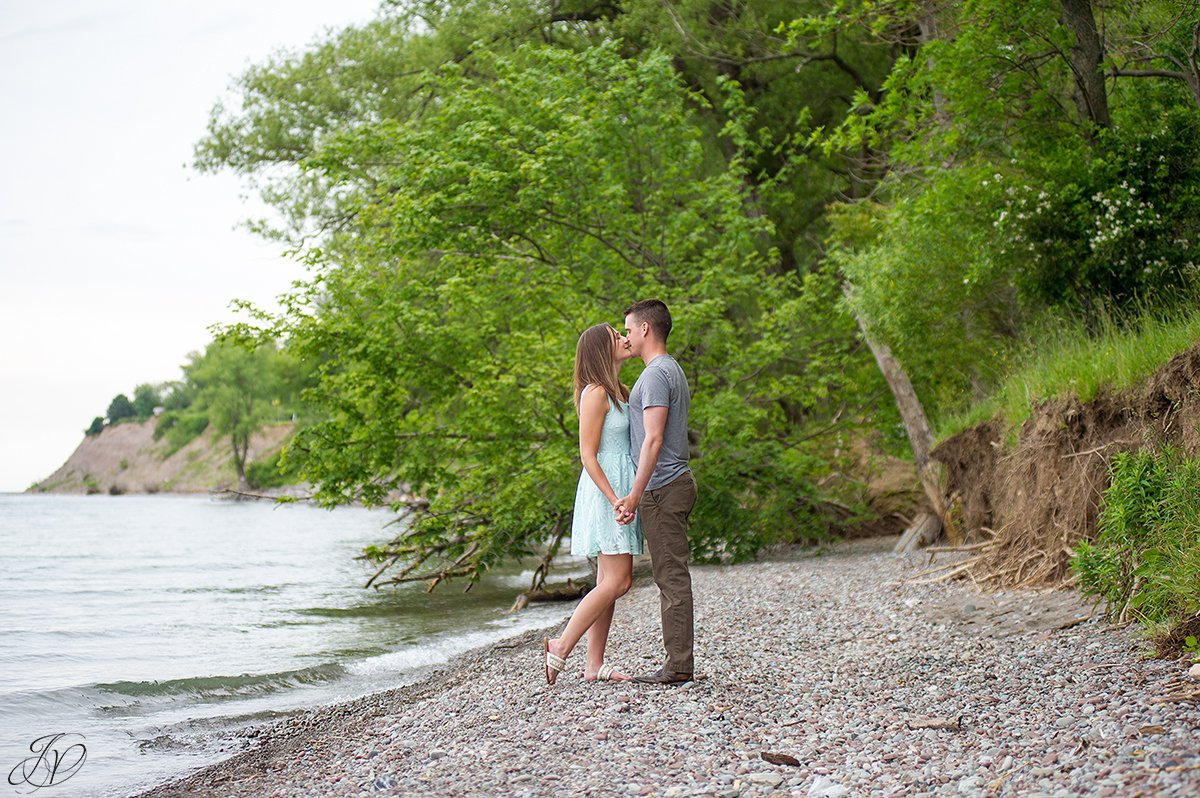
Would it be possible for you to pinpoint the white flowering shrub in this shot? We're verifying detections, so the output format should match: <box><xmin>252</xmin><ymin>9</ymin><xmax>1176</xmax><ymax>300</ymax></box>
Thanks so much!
<box><xmin>992</xmin><ymin>108</ymin><xmax>1200</xmax><ymax>311</ymax></box>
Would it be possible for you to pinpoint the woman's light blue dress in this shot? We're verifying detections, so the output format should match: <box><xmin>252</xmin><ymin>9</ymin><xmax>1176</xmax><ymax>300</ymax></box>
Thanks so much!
<box><xmin>570</xmin><ymin>386</ymin><xmax>643</xmax><ymax>557</ymax></box>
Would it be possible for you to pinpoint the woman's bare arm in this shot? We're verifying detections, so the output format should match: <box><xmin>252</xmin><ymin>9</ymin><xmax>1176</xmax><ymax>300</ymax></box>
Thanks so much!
<box><xmin>579</xmin><ymin>385</ymin><xmax>620</xmax><ymax>507</ymax></box>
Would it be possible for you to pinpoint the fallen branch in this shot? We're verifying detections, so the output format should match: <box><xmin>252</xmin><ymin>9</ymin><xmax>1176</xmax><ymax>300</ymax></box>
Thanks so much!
<box><xmin>910</xmin><ymin>557</ymin><xmax>976</xmax><ymax>577</ymax></box>
<box><xmin>909</xmin><ymin>562</ymin><xmax>978</xmax><ymax>584</ymax></box>
<box><xmin>925</xmin><ymin>541</ymin><xmax>994</xmax><ymax>554</ymax></box>
<box><xmin>213</xmin><ymin>488</ymin><xmax>315</xmax><ymax>502</ymax></box>
<box><xmin>907</xmin><ymin>554</ymin><xmax>984</xmax><ymax>585</ymax></box>
<box><xmin>509</xmin><ymin>580</ymin><xmax>590</xmax><ymax>612</ymax></box>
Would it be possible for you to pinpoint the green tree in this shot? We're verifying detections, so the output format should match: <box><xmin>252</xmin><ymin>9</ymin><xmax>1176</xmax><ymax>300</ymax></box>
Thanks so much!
<box><xmin>184</xmin><ymin>341</ymin><xmax>295</xmax><ymax>487</ymax></box>
<box><xmin>209</xmin><ymin>43</ymin><xmax>874</xmax><ymax>591</ymax></box>
<box><xmin>195</xmin><ymin>1</ymin><xmax>893</xmax><ymax>276</ymax></box>
<box><xmin>160</xmin><ymin>381</ymin><xmax>197</xmax><ymax>411</ymax></box>
<box><xmin>132</xmin><ymin>383</ymin><xmax>162</xmax><ymax>420</ymax></box>
<box><xmin>106</xmin><ymin>394</ymin><xmax>135</xmax><ymax>424</ymax></box>
<box><xmin>85</xmin><ymin>416</ymin><xmax>105</xmax><ymax>436</ymax></box>
<box><xmin>789</xmin><ymin>0</ymin><xmax>1200</xmax><ymax>429</ymax></box>
<box><xmin>197</xmin><ymin>0</ymin><xmax>1200</xmax><ymax>586</ymax></box>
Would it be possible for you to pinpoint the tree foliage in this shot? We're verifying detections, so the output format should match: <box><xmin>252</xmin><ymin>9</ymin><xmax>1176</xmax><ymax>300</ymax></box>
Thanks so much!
<box><xmin>132</xmin><ymin>383</ymin><xmax>162</xmax><ymax>420</ymax></box>
<box><xmin>180</xmin><ymin>341</ymin><xmax>304</xmax><ymax>486</ymax></box>
<box><xmin>106</xmin><ymin>394</ymin><xmax>135</xmax><ymax>424</ymax></box>
<box><xmin>795</xmin><ymin>0</ymin><xmax>1200</xmax><ymax>425</ymax></box>
<box><xmin>206</xmin><ymin>41</ymin><xmax>876</xmax><ymax>590</ymax></box>
<box><xmin>195</xmin><ymin>0</ymin><xmax>1200</xmax><ymax>590</ymax></box>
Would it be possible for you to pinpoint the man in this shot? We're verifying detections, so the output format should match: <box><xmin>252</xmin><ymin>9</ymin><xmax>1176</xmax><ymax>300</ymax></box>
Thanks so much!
<box><xmin>615</xmin><ymin>299</ymin><xmax>697</xmax><ymax>685</ymax></box>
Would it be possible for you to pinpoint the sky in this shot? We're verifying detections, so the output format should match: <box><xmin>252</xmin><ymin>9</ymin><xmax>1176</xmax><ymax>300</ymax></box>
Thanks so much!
<box><xmin>0</xmin><ymin>0</ymin><xmax>384</xmax><ymax>492</ymax></box>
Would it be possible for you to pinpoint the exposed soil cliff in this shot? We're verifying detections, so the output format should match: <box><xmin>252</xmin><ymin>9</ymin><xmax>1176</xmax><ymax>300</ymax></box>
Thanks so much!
<box><xmin>30</xmin><ymin>419</ymin><xmax>294</xmax><ymax>495</ymax></box>
<box><xmin>932</xmin><ymin>343</ymin><xmax>1200</xmax><ymax>586</ymax></box>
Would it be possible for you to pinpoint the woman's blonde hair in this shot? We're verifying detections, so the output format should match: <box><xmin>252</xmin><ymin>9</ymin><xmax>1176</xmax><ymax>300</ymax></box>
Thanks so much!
<box><xmin>573</xmin><ymin>323</ymin><xmax>628</xmax><ymax>413</ymax></box>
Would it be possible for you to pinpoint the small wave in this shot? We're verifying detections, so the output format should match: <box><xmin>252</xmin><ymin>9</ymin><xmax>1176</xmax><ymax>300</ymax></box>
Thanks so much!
<box><xmin>93</xmin><ymin>662</ymin><xmax>349</xmax><ymax>704</ymax></box>
<box><xmin>168</xmin><ymin>584</ymin><xmax>292</xmax><ymax>595</ymax></box>
<box><xmin>347</xmin><ymin>603</ymin><xmax>570</xmax><ymax>677</ymax></box>
<box><xmin>293</xmin><ymin>604</ymin><xmax>404</xmax><ymax>619</ymax></box>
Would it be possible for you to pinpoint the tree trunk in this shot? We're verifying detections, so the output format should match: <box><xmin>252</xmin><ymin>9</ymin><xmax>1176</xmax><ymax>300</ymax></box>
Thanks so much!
<box><xmin>232</xmin><ymin>433</ymin><xmax>249</xmax><ymax>488</ymax></box>
<box><xmin>894</xmin><ymin>511</ymin><xmax>943</xmax><ymax>554</ymax></box>
<box><xmin>844</xmin><ymin>285</ymin><xmax>959</xmax><ymax>543</ymax></box>
<box><xmin>915</xmin><ymin>3</ymin><xmax>951</xmax><ymax>132</ymax></box>
<box><xmin>1059</xmin><ymin>0</ymin><xmax>1111</xmax><ymax>136</ymax></box>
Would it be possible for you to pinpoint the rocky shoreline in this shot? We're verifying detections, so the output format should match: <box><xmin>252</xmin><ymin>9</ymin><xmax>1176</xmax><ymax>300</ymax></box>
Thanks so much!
<box><xmin>135</xmin><ymin>539</ymin><xmax>1200</xmax><ymax>797</ymax></box>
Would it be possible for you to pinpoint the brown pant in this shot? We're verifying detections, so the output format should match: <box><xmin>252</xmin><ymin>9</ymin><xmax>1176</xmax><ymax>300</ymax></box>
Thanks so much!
<box><xmin>640</xmin><ymin>471</ymin><xmax>697</xmax><ymax>675</ymax></box>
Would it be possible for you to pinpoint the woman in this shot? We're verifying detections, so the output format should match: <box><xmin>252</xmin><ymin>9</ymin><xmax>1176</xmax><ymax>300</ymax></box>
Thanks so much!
<box><xmin>544</xmin><ymin>323</ymin><xmax>643</xmax><ymax>684</ymax></box>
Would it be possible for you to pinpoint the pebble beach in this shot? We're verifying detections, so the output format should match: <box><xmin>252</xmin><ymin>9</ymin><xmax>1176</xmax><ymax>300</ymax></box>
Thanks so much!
<box><xmin>137</xmin><ymin>538</ymin><xmax>1200</xmax><ymax>797</ymax></box>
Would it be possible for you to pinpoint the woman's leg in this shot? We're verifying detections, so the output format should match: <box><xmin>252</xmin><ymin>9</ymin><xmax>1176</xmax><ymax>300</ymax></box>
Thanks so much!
<box><xmin>584</xmin><ymin>597</ymin><xmax>616</xmax><ymax>679</ymax></box>
<box><xmin>547</xmin><ymin>553</ymin><xmax>632</xmax><ymax>681</ymax></box>
<box><xmin>582</xmin><ymin>558</ymin><xmax>621</xmax><ymax>680</ymax></box>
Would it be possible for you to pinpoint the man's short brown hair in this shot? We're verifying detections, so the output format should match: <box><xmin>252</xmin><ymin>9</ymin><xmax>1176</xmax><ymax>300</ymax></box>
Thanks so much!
<box><xmin>624</xmin><ymin>299</ymin><xmax>672</xmax><ymax>343</ymax></box>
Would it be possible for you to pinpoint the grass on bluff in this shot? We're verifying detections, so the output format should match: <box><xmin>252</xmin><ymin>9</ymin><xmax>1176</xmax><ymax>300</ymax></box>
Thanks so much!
<box><xmin>936</xmin><ymin>306</ymin><xmax>1200</xmax><ymax>442</ymax></box>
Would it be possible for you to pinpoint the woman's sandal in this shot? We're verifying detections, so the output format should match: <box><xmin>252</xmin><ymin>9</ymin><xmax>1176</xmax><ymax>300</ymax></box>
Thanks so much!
<box><xmin>544</xmin><ymin>638</ymin><xmax>566</xmax><ymax>685</ymax></box>
<box><xmin>596</xmin><ymin>663</ymin><xmax>618</xmax><ymax>681</ymax></box>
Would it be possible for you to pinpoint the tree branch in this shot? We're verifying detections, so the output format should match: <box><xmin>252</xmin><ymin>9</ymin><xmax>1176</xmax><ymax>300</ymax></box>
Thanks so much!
<box><xmin>1110</xmin><ymin>68</ymin><xmax>1188</xmax><ymax>80</ymax></box>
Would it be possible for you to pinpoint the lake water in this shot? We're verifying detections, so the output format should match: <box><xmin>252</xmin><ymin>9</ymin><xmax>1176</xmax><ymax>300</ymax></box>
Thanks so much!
<box><xmin>0</xmin><ymin>494</ymin><xmax>579</xmax><ymax>797</ymax></box>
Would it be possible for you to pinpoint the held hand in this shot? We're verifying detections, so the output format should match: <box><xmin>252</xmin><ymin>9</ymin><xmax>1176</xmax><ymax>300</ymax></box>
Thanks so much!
<box><xmin>610</xmin><ymin>497</ymin><xmax>630</xmax><ymax>525</ymax></box>
<box><xmin>614</xmin><ymin>493</ymin><xmax>640</xmax><ymax>525</ymax></box>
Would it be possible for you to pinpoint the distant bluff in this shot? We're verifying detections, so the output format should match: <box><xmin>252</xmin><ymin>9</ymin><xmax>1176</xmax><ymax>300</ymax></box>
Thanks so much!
<box><xmin>30</xmin><ymin>419</ymin><xmax>293</xmax><ymax>495</ymax></box>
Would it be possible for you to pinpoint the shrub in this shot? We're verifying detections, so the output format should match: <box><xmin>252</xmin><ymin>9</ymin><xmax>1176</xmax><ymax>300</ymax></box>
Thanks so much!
<box><xmin>245</xmin><ymin>448</ymin><xmax>302</xmax><ymax>490</ymax></box>
<box><xmin>161</xmin><ymin>381</ymin><xmax>197</xmax><ymax>411</ymax></box>
<box><xmin>132</xmin><ymin>383</ymin><xmax>162</xmax><ymax>420</ymax></box>
<box><xmin>995</xmin><ymin>108</ymin><xmax>1200</xmax><ymax>312</ymax></box>
<box><xmin>154</xmin><ymin>410</ymin><xmax>210</xmax><ymax>454</ymax></box>
<box><xmin>1072</xmin><ymin>447</ymin><xmax>1200</xmax><ymax>636</ymax></box>
<box><xmin>106</xmin><ymin>394</ymin><xmax>135</xmax><ymax>424</ymax></box>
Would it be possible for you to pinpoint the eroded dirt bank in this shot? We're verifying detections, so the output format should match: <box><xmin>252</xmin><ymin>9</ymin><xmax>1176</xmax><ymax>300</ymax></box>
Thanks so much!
<box><xmin>933</xmin><ymin>344</ymin><xmax>1200</xmax><ymax>586</ymax></box>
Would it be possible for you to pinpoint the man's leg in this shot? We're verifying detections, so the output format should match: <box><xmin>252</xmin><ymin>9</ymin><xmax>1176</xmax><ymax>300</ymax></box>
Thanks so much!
<box><xmin>640</xmin><ymin>471</ymin><xmax>697</xmax><ymax>676</ymax></box>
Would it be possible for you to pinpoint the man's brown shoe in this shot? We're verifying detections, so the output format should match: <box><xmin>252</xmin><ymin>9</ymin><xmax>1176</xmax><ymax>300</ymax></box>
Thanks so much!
<box><xmin>632</xmin><ymin>668</ymin><xmax>693</xmax><ymax>685</ymax></box>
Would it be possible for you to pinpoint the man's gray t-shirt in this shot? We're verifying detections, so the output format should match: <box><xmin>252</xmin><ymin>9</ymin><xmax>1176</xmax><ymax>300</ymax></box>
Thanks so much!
<box><xmin>628</xmin><ymin>354</ymin><xmax>690</xmax><ymax>492</ymax></box>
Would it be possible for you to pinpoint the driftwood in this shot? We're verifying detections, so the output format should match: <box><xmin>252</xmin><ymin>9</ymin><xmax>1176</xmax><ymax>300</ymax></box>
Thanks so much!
<box><xmin>908</xmin><ymin>561</ymin><xmax>981</xmax><ymax>585</ymax></box>
<box><xmin>893</xmin><ymin>511</ymin><xmax>942</xmax><ymax>554</ymax></box>
<box><xmin>509</xmin><ymin>580</ymin><xmax>591</xmax><ymax>612</ymax></box>
<box><xmin>906</xmin><ymin>715</ymin><xmax>965</xmax><ymax>731</ymax></box>
<box><xmin>1155</xmin><ymin>674</ymin><xmax>1200</xmax><ymax>704</ymax></box>
<box><xmin>925</xmin><ymin>541</ymin><xmax>994</xmax><ymax>554</ymax></box>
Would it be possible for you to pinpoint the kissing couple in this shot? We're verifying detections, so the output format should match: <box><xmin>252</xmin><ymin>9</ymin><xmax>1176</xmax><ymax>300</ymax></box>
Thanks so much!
<box><xmin>543</xmin><ymin>299</ymin><xmax>698</xmax><ymax>686</ymax></box>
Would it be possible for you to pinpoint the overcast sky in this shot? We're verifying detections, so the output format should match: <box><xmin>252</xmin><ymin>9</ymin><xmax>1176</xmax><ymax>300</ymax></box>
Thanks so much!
<box><xmin>0</xmin><ymin>0</ymin><xmax>383</xmax><ymax>491</ymax></box>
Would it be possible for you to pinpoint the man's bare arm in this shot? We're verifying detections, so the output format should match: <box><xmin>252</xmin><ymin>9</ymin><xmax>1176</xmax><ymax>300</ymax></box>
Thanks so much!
<box><xmin>615</xmin><ymin>405</ymin><xmax>667</xmax><ymax>521</ymax></box>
